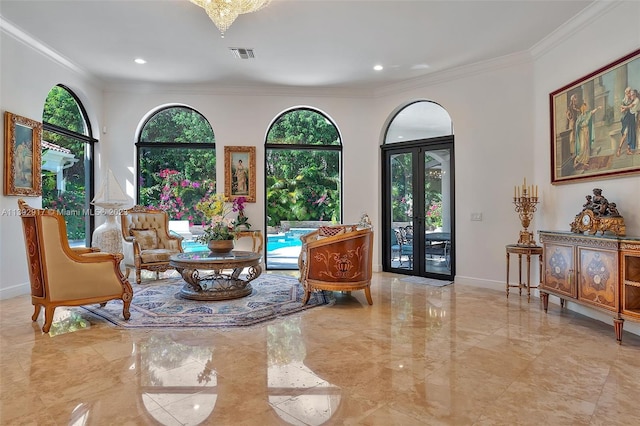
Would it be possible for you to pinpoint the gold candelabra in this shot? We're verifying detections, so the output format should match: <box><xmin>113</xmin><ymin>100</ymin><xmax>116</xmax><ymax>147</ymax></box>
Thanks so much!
<box><xmin>513</xmin><ymin>178</ymin><xmax>539</xmax><ymax>246</ymax></box>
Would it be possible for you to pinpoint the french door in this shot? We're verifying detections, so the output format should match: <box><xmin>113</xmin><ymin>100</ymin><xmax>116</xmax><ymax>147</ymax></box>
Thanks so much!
<box><xmin>382</xmin><ymin>137</ymin><xmax>455</xmax><ymax>280</ymax></box>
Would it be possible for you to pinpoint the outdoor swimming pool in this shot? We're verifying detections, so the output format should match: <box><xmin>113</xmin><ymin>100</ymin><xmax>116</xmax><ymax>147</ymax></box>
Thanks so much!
<box><xmin>267</xmin><ymin>228</ymin><xmax>313</xmax><ymax>251</ymax></box>
<box><xmin>181</xmin><ymin>228</ymin><xmax>312</xmax><ymax>253</ymax></box>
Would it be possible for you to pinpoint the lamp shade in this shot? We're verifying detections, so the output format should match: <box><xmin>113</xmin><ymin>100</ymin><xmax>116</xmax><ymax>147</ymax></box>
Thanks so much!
<box><xmin>91</xmin><ymin>169</ymin><xmax>129</xmax><ymax>209</ymax></box>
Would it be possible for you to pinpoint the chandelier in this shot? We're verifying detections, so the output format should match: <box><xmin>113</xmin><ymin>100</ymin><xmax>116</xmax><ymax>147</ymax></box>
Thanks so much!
<box><xmin>190</xmin><ymin>0</ymin><xmax>271</xmax><ymax>38</ymax></box>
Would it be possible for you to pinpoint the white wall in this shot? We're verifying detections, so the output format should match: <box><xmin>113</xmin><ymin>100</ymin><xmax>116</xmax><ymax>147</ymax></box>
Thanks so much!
<box><xmin>99</xmin><ymin>87</ymin><xmax>380</xmax><ymax>259</ymax></box>
<box><xmin>533</xmin><ymin>1</ymin><xmax>640</xmax><ymax>235</ymax></box>
<box><xmin>0</xmin><ymin>30</ymin><xmax>104</xmax><ymax>298</ymax></box>
<box><xmin>1</xmin><ymin>1</ymin><xmax>639</xmax><ymax>307</ymax></box>
<box><xmin>373</xmin><ymin>55</ymin><xmax>535</xmax><ymax>287</ymax></box>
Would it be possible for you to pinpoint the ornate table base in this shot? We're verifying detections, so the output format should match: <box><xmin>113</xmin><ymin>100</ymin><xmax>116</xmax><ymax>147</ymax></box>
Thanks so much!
<box><xmin>177</xmin><ymin>264</ymin><xmax>262</xmax><ymax>300</ymax></box>
<box><xmin>170</xmin><ymin>251</ymin><xmax>263</xmax><ymax>301</ymax></box>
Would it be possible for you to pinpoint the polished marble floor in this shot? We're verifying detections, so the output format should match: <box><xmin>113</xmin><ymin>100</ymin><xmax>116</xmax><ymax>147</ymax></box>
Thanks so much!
<box><xmin>1</xmin><ymin>271</ymin><xmax>640</xmax><ymax>425</ymax></box>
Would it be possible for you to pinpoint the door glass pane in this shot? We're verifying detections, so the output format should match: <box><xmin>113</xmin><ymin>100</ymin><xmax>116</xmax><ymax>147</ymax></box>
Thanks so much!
<box><xmin>390</xmin><ymin>152</ymin><xmax>414</xmax><ymax>270</ymax></box>
<box><xmin>424</xmin><ymin>149</ymin><xmax>451</xmax><ymax>275</ymax></box>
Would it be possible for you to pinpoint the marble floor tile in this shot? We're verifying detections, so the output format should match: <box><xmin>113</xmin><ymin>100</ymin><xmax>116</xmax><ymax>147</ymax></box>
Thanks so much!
<box><xmin>1</xmin><ymin>272</ymin><xmax>640</xmax><ymax>425</ymax></box>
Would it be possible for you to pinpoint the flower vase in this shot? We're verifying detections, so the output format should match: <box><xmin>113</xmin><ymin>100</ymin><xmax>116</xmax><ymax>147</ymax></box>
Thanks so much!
<box><xmin>208</xmin><ymin>239</ymin><xmax>234</xmax><ymax>254</ymax></box>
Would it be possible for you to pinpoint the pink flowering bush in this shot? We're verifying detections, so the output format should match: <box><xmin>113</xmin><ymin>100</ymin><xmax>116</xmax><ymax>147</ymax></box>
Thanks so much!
<box><xmin>153</xmin><ymin>169</ymin><xmax>213</xmax><ymax>225</ymax></box>
<box><xmin>426</xmin><ymin>201</ymin><xmax>443</xmax><ymax>229</ymax></box>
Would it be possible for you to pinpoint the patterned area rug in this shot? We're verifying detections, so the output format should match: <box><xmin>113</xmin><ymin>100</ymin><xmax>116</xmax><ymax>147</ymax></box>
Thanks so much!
<box><xmin>80</xmin><ymin>274</ymin><xmax>334</xmax><ymax>328</ymax></box>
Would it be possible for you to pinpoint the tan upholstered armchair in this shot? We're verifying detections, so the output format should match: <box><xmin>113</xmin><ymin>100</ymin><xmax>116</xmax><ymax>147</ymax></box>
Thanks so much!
<box><xmin>299</xmin><ymin>225</ymin><xmax>374</xmax><ymax>305</ymax></box>
<box><xmin>120</xmin><ymin>205</ymin><xmax>184</xmax><ymax>284</ymax></box>
<box><xmin>18</xmin><ymin>199</ymin><xmax>133</xmax><ymax>333</ymax></box>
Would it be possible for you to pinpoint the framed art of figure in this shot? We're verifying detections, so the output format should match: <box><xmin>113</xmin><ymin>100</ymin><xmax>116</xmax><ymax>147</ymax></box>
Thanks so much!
<box><xmin>4</xmin><ymin>111</ymin><xmax>42</xmax><ymax>196</ymax></box>
<box><xmin>224</xmin><ymin>146</ymin><xmax>256</xmax><ymax>202</ymax></box>
<box><xmin>550</xmin><ymin>49</ymin><xmax>640</xmax><ymax>184</ymax></box>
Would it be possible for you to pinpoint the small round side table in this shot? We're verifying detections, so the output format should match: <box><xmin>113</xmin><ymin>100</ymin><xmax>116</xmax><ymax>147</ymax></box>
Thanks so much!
<box><xmin>505</xmin><ymin>244</ymin><xmax>543</xmax><ymax>302</ymax></box>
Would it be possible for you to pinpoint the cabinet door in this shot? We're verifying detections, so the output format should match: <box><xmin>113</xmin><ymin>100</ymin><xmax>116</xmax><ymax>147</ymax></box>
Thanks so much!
<box><xmin>621</xmin><ymin>247</ymin><xmax>640</xmax><ymax>319</ymax></box>
<box><xmin>542</xmin><ymin>243</ymin><xmax>576</xmax><ymax>298</ymax></box>
<box><xmin>578</xmin><ymin>247</ymin><xmax>617</xmax><ymax>311</ymax></box>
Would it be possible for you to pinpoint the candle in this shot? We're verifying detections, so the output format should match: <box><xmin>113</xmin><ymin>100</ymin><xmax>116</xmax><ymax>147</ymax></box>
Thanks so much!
<box><xmin>514</xmin><ymin>186</ymin><xmax>516</xmax><ymax>198</ymax></box>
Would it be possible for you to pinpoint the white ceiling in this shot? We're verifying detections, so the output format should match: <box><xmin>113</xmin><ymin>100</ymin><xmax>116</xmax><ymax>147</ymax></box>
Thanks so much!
<box><xmin>0</xmin><ymin>0</ymin><xmax>595</xmax><ymax>90</ymax></box>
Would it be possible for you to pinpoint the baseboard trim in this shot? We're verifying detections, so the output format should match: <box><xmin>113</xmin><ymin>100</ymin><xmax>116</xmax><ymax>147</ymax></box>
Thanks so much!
<box><xmin>0</xmin><ymin>281</ymin><xmax>30</xmax><ymax>300</ymax></box>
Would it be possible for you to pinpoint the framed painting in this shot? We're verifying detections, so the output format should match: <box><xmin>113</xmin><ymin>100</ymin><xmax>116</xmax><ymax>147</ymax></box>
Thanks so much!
<box><xmin>550</xmin><ymin>49</ymin><xmax>640</xmax><ymax>184</ymax></box>
<box><xmin>4</xmin><ymin>111</ymin><xmax>42</xmax><ymax>196</ymax></box>
<box><xmin>224</xmin><ymin>146</ymin><xmax>256</xmax><ymax>202</ymax></box>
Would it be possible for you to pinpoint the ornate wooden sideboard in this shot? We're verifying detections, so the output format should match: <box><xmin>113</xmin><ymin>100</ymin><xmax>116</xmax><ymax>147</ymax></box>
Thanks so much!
<box><xmin>538</xmin><ymin>230</ymin><xmax>640</xmax><ymax>343</ymax></box>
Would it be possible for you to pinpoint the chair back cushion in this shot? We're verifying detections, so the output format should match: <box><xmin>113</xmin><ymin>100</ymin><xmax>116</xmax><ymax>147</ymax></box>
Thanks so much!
<box><xmin>130</xmin><ymin>228</ymin><xmax>158</xmax><ymax>250</ymax></box>
<box><xmin>121</xmin><ymin>206</ymin><xmax>181</xmax><ymax>251</ymax></box>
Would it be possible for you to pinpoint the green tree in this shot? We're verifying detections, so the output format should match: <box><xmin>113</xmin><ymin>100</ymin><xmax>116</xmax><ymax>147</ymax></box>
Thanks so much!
<box><xmin>42</xmin><ymin>86</ymin><xmax>90</xmax><ymax>241</ymax></box>
<box><xmin>265</xmin><ymin>109</ymin><xmax>341</xmax><ymax>227</ymax></box>
<box><xmin>138</xmin><ymin>107</ymin><xmax>216</xmax><ymax>222</ymax></box>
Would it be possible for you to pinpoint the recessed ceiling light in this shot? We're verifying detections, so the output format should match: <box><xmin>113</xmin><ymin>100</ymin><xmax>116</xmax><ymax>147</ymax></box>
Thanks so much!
<box><xmin>134</xmin><ymin>58</ymin><xmax>147</xmax><ymax>64</ymax></box>
<box><xmin>373</xmin><ymin>65</ymin><xmax>383</xmax><ymax>71</ymax></box>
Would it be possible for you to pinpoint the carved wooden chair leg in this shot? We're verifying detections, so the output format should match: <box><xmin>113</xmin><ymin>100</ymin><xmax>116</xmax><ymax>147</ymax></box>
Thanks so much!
<box><xmin>31</xmin><ymin>304</ymin><xmax>42</xmax><ymax>321</ymax></box>
<box><xmin>364</xmin><ymin>287</ymin><xmax>373</xmax><ymax>305</ymax></box>
<box><xmin>301</xmin><ymin>288</ymin><xmax>311</xmax><ymax>305</ymax></box>
<box><xmin>42</xmin><ymin>306</ymin><xmax>55</xmax><ymax>333</ymax></box>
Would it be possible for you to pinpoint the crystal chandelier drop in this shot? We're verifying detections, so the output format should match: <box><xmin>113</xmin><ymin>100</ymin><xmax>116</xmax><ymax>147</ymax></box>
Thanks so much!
<box><xmin>190</xmin><ymin>0</ymin><xmax>271</xmax><ymax>38</ymax></box>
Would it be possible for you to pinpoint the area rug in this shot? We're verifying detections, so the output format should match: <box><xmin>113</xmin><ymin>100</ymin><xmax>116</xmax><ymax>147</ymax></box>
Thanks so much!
<box><xmin>401</xmin><ymin>276</ymin><xmax>453</xmax><ymax>287</ymax></box>
<box><xmin>79</xmin><ymin>274</ymin><xmax>334</xmax><ymax>328</ymax></box>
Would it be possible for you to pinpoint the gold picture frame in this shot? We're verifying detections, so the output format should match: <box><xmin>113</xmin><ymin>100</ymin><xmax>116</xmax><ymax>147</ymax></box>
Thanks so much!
<box><xmin>4</xmin><ymin>111</ymin><xmax>42</xmax><ymax>196</ymax></box>
<box><xmin>224</xmin><ymin>146</ymin><xmax>256</xmax><ymax>202</ymax></box>
<box><xmin>550</xmin><ymin>49</ymin><xmax>640</xmax><ymax>184</ymax></box>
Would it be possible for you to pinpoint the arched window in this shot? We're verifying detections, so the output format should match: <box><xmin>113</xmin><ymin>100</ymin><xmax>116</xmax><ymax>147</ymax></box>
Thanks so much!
<box><xmin>42</xmin><ymin>84</ymin><xmax>96</xmax><ymax>246</ymax></box>
<box><xmin>385</xmin><ymin>101</ymin><xmax>453</xmax><ymax>143</ymax></box>
<box><xmin>136</xmin><ymin>106</ymin><xmax>215</xmax><ymax>225</ymax></box>
<box><xmin>265</xmin><ymin>107</ymin><xmax>342</xmax><ymax>270</ymax></box>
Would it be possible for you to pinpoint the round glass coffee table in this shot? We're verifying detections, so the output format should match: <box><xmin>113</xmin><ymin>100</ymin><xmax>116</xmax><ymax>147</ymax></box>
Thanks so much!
<box><xmin>169</xmin><ymin>250</ymin><xmax>263</xmax><ymax>301</ymax></box>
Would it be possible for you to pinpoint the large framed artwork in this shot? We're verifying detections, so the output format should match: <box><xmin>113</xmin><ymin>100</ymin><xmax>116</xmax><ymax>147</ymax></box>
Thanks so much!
<box><xmin>550</xmin><ymin>49</ymin><xmax>640</xmax><ymax>184</ymax></box>
<box><xmin>4</xmin><ymin>111</ymin><xmax>42</xmax><ymax>196</ymax></box>
<box><xmin>224</xmin><ymin>146</ymin><xmax>256</xmax><ymax>202</ymax></box>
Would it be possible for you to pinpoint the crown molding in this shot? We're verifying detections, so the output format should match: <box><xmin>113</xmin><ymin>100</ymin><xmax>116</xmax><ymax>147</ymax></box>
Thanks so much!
<box><xmin>529</xmin><ymin>0</ymin><xmax>622</xmax><ymax>59</ymax></box>
<box><xmin>0</xmin><ymin>15</ymin><xmax>102</xmax><ymax>86</ymax></box>
<box><xmin>372</xmin><ymin>51</ymin><xmax>533</xmax><ymax>98</ymax></box>
<box><xmin>104</xmin><ymin>81</ymin><xmax>374</xmax><ymax>99</ymax></box>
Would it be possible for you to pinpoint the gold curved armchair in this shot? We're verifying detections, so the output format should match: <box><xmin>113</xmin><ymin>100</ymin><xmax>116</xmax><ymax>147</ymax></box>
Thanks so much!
<box><xmin>120</xmin><ymin>205</ymin><xmax>184</xmax><ymax>284</ymax></box>
<box><xmin>18</xmin><ymin>199</ymin><xmax>133</xmax><ymax>333</ymax></box>
<box><xmin>299</xmin><ymin>226</ymin><xmax>374</xmax><ymax>305</ymax></box>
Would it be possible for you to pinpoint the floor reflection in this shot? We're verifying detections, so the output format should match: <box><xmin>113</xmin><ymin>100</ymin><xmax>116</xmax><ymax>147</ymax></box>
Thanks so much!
<box><xmin>139</xmin><ymin>335</ymin><xmax>218</xmax><ymax>425</ymax></box>
<box><xmin>267</xmin><ymin>317</ymin><xmax>341</xmax><ymax>425</ymax></box>
<box><xmin>47</xmin><ymin>308</ymin><xmax>92</xmax><ymax>337</ymax></box>
<box><xmin>5</xmin><ymin>272</ymin><xmax>640</xmax><ymax>425</ymax></box>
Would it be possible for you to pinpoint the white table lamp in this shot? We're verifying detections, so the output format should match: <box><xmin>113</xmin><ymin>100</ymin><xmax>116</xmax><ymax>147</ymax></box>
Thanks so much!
<box><xmin>91</xmin><ymin>169</ymin><xmax>129</xmax><ymax>253</ymax></box>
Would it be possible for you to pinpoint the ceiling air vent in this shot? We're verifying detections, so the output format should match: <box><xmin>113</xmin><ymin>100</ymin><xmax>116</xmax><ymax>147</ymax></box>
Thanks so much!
<box><xmin>229</xmin><ymin>48</ymin><xmax>255</xmax><ymax>59</ymax></box>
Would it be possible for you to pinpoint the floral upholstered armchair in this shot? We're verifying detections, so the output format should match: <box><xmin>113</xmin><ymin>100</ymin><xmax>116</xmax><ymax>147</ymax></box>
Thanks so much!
<box><xmin>298</xmin><ymin>224</ymin><xmax>374</xmax><ymax>305</ymax></box>
<box><xmin>120</xmin><ymin>205</ymin><xmax>184</xmax><ymax>284</ymax></box>
<box><xmin>18</xmin><ymin>199</ymin><xmax>133</xmax><ymax>333</ymax></box>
